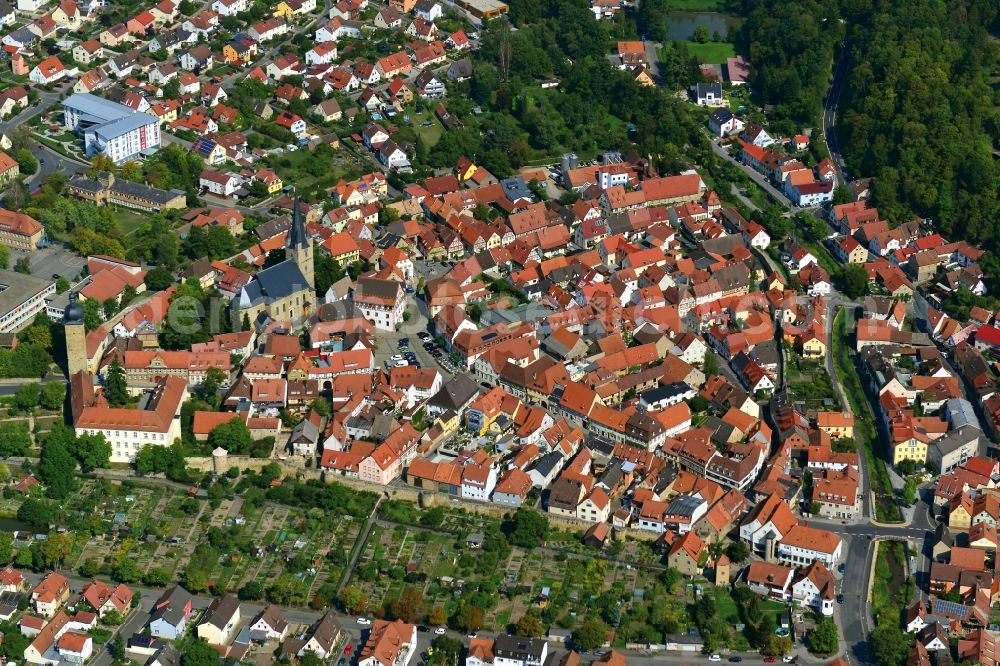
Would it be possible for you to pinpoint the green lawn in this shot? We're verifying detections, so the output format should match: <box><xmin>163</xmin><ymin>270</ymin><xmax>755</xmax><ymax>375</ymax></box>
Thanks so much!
<box><xmin>410</xmin><ymin>109</ymin><xmax>443</xmax><ymax>147</ymax></box>
<box><xmin>686</xmin><ymin>41</ymin><xmax>737</xmax><ymax>64</ymax></box>
<box><xmin>112</xmin><ymin>209</ymin><xmax>148</xmax><ymax>237</ymax></box>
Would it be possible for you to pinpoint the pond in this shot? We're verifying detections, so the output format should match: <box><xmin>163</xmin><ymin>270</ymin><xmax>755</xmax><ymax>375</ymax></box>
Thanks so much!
<box><xmin>0</xmin><ymin>517</ymin><xmax>46</xmax><ymax>534</ymax></box>
<box><xmin>668</xmin><ymin>10</ymin><xmax>742</xmax><ymax>42</ymax></box>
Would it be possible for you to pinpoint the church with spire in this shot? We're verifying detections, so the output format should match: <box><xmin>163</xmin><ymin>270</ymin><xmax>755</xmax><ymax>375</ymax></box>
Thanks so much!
<box><xmin>232</xmin><ymin>196</ymin><xmax>314</xmax><ymax>326</ymax></box>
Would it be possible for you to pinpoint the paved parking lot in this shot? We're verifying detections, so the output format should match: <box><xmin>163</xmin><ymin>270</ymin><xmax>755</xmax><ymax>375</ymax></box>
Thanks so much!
<box><xmin>11</xmin><ymin>244</ymin><xmax>87</xmax><ymax>282</ymax></box>
<box><xmin>372</xmin><ymin>295</ymin><xmax>456</xmax><ymax>377</ymax></box>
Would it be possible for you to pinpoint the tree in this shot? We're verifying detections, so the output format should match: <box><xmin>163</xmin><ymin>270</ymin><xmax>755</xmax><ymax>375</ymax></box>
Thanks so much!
<box><xmin>73</xmin><ymin>432</ymin><xmax>111</xmax><ymax>472</ymax></box>
<box><xmin>636</xmin><ymin>0</ymin><xmax>669</xmax><ymax>42</ymax></box>
<box><xmin>145</xmin><ymin>267</ymin><xmax>174</xmax><ymax>291</ymax></box>
<box><xmin>388</xmin><ymin>585</ymin><xmax>424</xmax><ymax>624</ymax></box>
<box><xmin>725</xmin><ymin>540</ymin><xmax>751</xmax><ymax>563</ymax></box>
<box><xmin>836</xmin><ymin>263</ymin><xmax>868</xmax><ymax>299</ymax></box>
<box><xmin>339</xmin><ymin>586</ymin><xmax>368</xmax><ymax>614</ymax></box>
<box><xmin>0</xmin><ymin>244</ymin><xmax>9</xmax><ymax>270</ymax></box>
<box><xmin>40</xmin><ymin>382</ymin><xmax>65</xmax><ymax>411</ymax></box>
<box><xmin>0</xmin><ymin>421</ymin><xmax>31</xmax><ymax>457</ymax></box>
<box><xmin>162</xmin><ymin>77</ymin><xmax>181</xmax><ymax>100</ymax></box>
<box><xmin>208</xmin><ymin>419</ymin><xmax>253</xmax><ymax>454</ymax></box>
<box><xmin>762</xmin><ymin>632</ymin><xmax>791</xmax><ymax>656</ymax></box>
<box><xmin>693</xmin><ymin>25</ymin><xmax>710</xmax><ymax>43</ymax></box>
<box><xmin>573</xmin><ymin>619</ymin><xmax>607</xmax><ymax>650</ymax></box>
<box><xmin>832</xmin><ymin>186</ymin><xmax>854</xmax><ymax>205</ymax></box>
<box><xmin>807</xmin><ymin>617</ymin><xmax>839</xmax><ymax>655</ymax></box>
<box><xmin>39</xmin><ymin>425</ymin><xmax>78</xmax><ymax>499</ymax></box>
<box><xmin>309</xmin><ymin>397</ymin><xmax>331</xmax><ymax>417</ymax></box>
<box><xmin>428</xmin><ymin>605</ymin><xmax>447</xmax><ymax>626</ymax></box>
<box><xmin>14</xmin><ymin>382</ymin><xmax>39</xmax><ymax>412</ymax></box>
<box><xmin>0</xmin><ymin>532</ymin><xmax>13</xmax><ymax>565</ymax></box>
<box><xmin>17</xmin><ymin>498</ymin><xmax>56</xmax><ymax>528</ymax></box>
<box><xmin>39</xmin><ymin>532</ymin><xmax>72</xmax><ymax>568</ymax></box>
<box><xmin>178</xmin><ymin>0</ymin><xmax>196</xmax><ymax>14</ymax></box>
<box><xmin>79</xmin><ymin>558</ymin><xmax>101</xmax><ymax>577</ymax></box>
<box><xmin>514</xmin><ymin>613</ymin><xmax>543</xmax><ymax>637</ymax></box>
<box><xmin>13</xmin><ymin>257</ymin><xmax>29</xmax><ymax>274</ymax></box>
<box><xmin>200</xmin><ymin>367</ymin><xmax>227</xmax><ymax>408</ymax></box>
<box><xmin>239</xmin><ymin>581</ymin><xmax>265</xmax><ymax>601</ymax></box>
<box><xmin>83</xmin><ymin>298</ymin><xmax>101</xmax><ymax>332</ymax></box>
<box><xmin>105</xmin><ymin>357</ymin><xmax>129</xmax><ymax>407</ymax></box>
<box><xmin>503</xmin><ymin>508</ymin><xmax>549</xmax><ymax>548</ymax></box>
<box><xmin>181</xmin><ymin>638</ymin><xmax>223</xmax><ymax>666</ymax></box>
<box><xmin>453</xmin><ymin>604</ymin><xmax>484</xmax><ymax>632</ymax></box>
<box><xmin>662</xmin><ymin>567</ymin><xmax>682</xmax><ymax>593</ymax></box>
<box><xmin>144</xmin><ymin>567</ymin><xmax>171</xmax><ymax>587</ymax></box>
<box><xmin>703</xmin><ymin>352</ymin><xmax>720</xmax><ymax>376</ymax></box>
<box><xmin>901</xmin><ymin>478</ymin><xmax>917</xmax><ymax>505</ymax></box>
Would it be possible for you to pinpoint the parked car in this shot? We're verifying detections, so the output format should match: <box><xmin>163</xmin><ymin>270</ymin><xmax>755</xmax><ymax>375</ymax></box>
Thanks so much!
<box><xmin>708</xmin><ymin>657</ymin><xmax>721</xmax><ymax>663</ymax></box>
<box><xmin>728</xmin><ymin>658</ymin><xmax>742</xmax><ymax>663</ymax></box>
<box><xmin>357</xmin><ymin>617</ymin><xmax>371</xmax><ymax>625</ymax></box>
<box><xmin>434</xmin><ymin>627</ymin><xmax>446</xmax><ymax>635</ymax></box>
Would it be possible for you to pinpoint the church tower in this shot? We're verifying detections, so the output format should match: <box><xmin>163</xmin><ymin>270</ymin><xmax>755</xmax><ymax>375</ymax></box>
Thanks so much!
<box><xmin>287</xmin><ymin>194</ymin><xmax>314</xmax><ymax>290</ymax></box>
<box><xmin>64</xmin><ymin>292</ymin><xmax>87</xmax><ymax>377</ymax></box>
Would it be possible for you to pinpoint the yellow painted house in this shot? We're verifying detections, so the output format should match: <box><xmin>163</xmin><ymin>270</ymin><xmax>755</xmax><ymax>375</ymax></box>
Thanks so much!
<box><xmin>455</xmin><ymin>159</ymin><xmax>478</xmax><ymax>182</ymax></box>
<box><xmin>434</xmin><ymin>411</ymin><xmax>460</xmax><ymax>436</ymax></box>
<box><xmin>949</xmin><ymin>495</ymin><xmax>972</xmax><ymax>529</ymax></box>
<box><xmin>800</xmin><ymin>335</ymin><xmax>826</xmax><ymax>358</ymax></box>
<box><xmin>223</xmin><ymin>39</ymin><xmax>257</xmax><ymax>65</ymax></box>
<box><xmin>892</xmin><ymin>436</ymin><xmax>927</xmax><ymax>466</ymax></box>
<box><xmin>273</xmin><ymin>1</ymin><xmax>295</xmax><ymax>18</ymax></box>
<box><xmin>633</xmin><ymin>68</ymin><xmax>654</xmax><ymax>87</ymax></box>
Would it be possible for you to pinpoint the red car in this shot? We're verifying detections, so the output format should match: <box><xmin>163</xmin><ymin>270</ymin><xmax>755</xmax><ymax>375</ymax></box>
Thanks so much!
<box><xmin>763</xmin><ymin>658</ymin><xmax>777</xmax><ymax>663</ymax></box>
<box><xmin>344</xmin><ymin>645</ymin><xmax>353</xmax><ymax>655</ymax></box>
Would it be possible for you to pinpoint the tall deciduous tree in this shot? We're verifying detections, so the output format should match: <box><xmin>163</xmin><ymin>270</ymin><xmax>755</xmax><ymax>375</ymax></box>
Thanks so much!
<box><xmin>39</xmin><ymin>424</ymin><xmax>78</xmax><ymax>499</ymax></box>
<box><xmin>105</xmin><ymin>358</ymin><xmax>129</xmax><ymax>407</ymax></box>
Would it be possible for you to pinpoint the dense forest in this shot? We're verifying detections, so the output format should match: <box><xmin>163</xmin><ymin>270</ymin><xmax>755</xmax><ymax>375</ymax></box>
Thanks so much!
<box><xmin>837</xmin><ymin>0</ymin><xmax>1000</xmax><ymax>267</ymax></box>
<box><xmin>423</xmin><ymin>0</ymin><xmax>707</xmax><ymax>177</ymax></box>
<box><xmin>739</xmin><ymin>0</ymin><xmax>1000</xmax><ymax>272</ymax></box>
<box><xmin>739</xmin><ymin>0</ymin><xmax>844</xmax><ymax>131</ymax></box>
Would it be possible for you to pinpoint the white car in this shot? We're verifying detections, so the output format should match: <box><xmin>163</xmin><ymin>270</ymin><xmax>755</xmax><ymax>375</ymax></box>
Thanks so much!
<box><xmin>394</xmin><ymin>360</ymin><xmax>409</xmax><ymax>367</ymax></box>
<box><xmin>782</xmin><ymin>658</ymin><xmax>795</xmax><ymax>664</ymax></box>
<box><xmin>391</xmin><ymin>354</ymin><xmax>404</xmax><ymax>361</ymax></box>
<box><xmin>709</xmin><ymin>657</ymin><xmax>721</xmax><ymax>663</ymax></box>
<box><xmin>357</xmin><ymin>617</ymin><xmax>371</xmax><ymax>626</ymax></box>
<box><xmin>434</xmin><ymin>627</ymin><xmax>446</xmax><ymax>635</ymax></box>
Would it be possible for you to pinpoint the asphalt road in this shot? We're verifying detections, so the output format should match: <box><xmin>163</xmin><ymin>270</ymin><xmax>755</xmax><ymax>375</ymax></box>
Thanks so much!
<box><xmin>822</xmin><ymin>46</ymin><xmax>851</xmax><ymax>187</ymax></box>
<box><xmin>709</xmin><ymin>140</ymin><xmax>795</xmax><ymax>209</ymax></box>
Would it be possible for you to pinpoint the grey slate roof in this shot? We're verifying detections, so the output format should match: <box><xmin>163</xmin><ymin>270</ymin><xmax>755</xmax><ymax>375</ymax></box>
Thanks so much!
<box><xmin>151</xmin><ymin>586</ymin><xmax>193</xmax><ymax>627</ymax></box>
<box><xmin>240</xmin><ymin>260</ymin><xmax>310</xmax><ymax>306</ymax></box>
<box><xmin>428</xmin><ymin>374</ymin><xmax>479</xmax><ymax>413</ymax></box>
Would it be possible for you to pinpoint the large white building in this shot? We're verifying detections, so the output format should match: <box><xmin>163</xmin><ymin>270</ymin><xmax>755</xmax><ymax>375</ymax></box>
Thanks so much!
<box><xmin>352</xmin><ymin>277</ymin><xmax>405</xmax><ymax>331</ymax></box>
<box><xmin>72</xmin><ymin>373</ymin><xmax>187</xmax><ymax>463</ymax></box>
<box><xmin>0</xmin><ymin>270</ymin><xmax>55</xmax><ymax>333</ymax></box>
<box><xmin>775</xmin><ymin>524</ymin><xmax>843</xmax><ymax>568</ymax></box>
<box><xmin>63</xmin><ymin>93</ymin><xmax>161</xmax><ymax>164</ymax></box>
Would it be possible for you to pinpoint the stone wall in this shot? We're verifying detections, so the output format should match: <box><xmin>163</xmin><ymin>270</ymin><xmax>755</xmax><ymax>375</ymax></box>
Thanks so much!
<box><xmin>170</xmin><ymin>457</ymin><xmax>662</xmax><ymax>543</ymax></box>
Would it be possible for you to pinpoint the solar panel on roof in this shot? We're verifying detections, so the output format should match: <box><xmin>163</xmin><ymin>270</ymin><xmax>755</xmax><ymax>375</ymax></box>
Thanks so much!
<box><xmin>933</xmin><ymin>599</ymin><xmax>969</xmax><ymax>617</ymax></box>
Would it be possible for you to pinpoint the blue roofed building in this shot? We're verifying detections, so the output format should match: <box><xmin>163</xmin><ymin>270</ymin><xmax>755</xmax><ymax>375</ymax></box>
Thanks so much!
<box><xmin>63</xmin><ymin>93</ymin><xmax>161</xmax><ymax>163</ymax></box>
